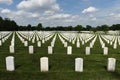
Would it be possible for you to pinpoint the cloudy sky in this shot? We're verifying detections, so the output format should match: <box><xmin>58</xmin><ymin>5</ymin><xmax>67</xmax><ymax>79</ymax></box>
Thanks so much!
<box><xmin>0</xmin><ymin>0</ymin><xmax>120</xmax><ymax>27</ymax></box>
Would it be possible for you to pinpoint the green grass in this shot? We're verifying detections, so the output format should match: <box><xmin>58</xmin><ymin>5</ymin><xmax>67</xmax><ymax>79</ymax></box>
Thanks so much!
<box><xmin>0</xmin><ymin>32</ymin><xmax>120</xmax><ymax>80</ymax></box>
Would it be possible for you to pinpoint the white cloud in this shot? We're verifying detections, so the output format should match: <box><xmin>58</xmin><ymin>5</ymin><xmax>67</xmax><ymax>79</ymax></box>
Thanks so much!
<box><xmin>109</xmin><ymin>13</ymin><xmax>120</xmax><ymax>18</ymax></box>
<box><xmin>82</xmin><ymin>6</ymin><xmax>98</xmax><ymax>13</ymax></box>
<box><xmin>0</xmin><ymin>0</ymin><xmax>13</xmax><ymax>5</ymax></box>
<box><xmin>0</xmin><ymin>7</ymin><xmax>79</xmax><ymax>26</ymax></box>
<box><xmin>44</xmin><ymin>10</ymin><xmax>55</xmax><ymax>16</ymax></box>
<box><xmin>17</xmin><ymin>0</ymin><xmax>60</xmax><ymax>12</ymax></box>
<box><xmin>47</xmin><ymin>14</ymin><xmax>71</xmax><ymax>20</ymax></box>
<box><xmin>1</xmin><ymin>9</ymin><xmax>11</xmax><ymax>14</ymax></box>
<box><xmin>91</xmin><ymin>17</ymin><xmax>97</xmax><ymax>21</ymax></box>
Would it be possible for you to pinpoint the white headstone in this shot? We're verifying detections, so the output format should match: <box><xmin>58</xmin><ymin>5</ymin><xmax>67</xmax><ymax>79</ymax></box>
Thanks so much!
<box><xmin>42</xmin><ymin>39</ymin><xmax>45</xmax><ymax>43</ymax></box>
<box><xmin>76</xmin><ymin>42</ymin><xmax>80</xmax><ymax>48</ymax></box>
<box><xmin>37</xmin><ymin>41</ymin><xmax>41</xmax><ymax>47</ymax></box>
<box><xmin>102</xmin><ymin>43</ymin><xmax>105</xmax><ymax>48</ymax></box>
<box><xmin>110</xmin><ymin>42</ymin><xmax>112</xmax><ymax>45</ymax></box>
<box><xmin>11</xmin><ymin>41</ymin><xmax>14</xmax><ymax>46</ymax></box>
<box><xmin>85</xmin><ymin>47</ymin><xmax>90</xmax><ymax>55</ymax></box>
<box><xmin>6</xmin><ymin>56</ymin><xmax>15</xmax><ymax>71</ymax></box>
<box><xmin>48</xmin><ymin>46</ymin><xmax>53</xmax><ymax>54</ymax></box>
<box><xmin>90</xmin><ymin>43</ymin><xmax>93</xmax><ymax>48</ymax></box>
<box><xmin>82</xmin><ymin>41</ymin><xmax>84</xmax><ymax>45</ymax></box>
<box><xmin>107</xmin><ymin>58</ymin><xmax>116</xmax><ymax>72</ymax></box>
<box><xmin>72</xmin><ymin>41</ymin><xmax>75</xmax><ymax>44</ymax></box>
<box><xmin>103</xmin><ymin>47</ymin><xmax>108</xmax><ymax>55</ymax></box>
<box><xmin>64</xmin><ymin>42</ymin><xmax>67</xmax><ymax>47</ymax></box>
<box><xmin>24</xmin><ymin>41</ymin><xmax>28</xmax><ymax>47</ymax></box>
<box><xmin>0</xmin><ymin>40</ymin><xmax>2</xmax><ymax>46</ymax></box>
<box><xmin>40</xmin><ymin>57</ymin><xmax>49</xmax><ymax>72</ymax></box>
<box><xmin>75</xmin><ymin>58</ymin><xmax>83</xmax><ymax>72</ymax></box>
<box><xmin>9</xmin><ymin>46</ymin><xmax>15</xmax><ymax>53</ymax></box>
<box><xmin>32</xmin><ymin>39</ymin><xmax>35</xmax><ymax>43</ymax></box>
<box><xmin>51</xmin><ymin>42</ymin><xmax>55</xmax><ymax>47</ymax></box>
<box><xmin>113</xmin><ymin>44</ymin><xmax>117</xmax><ymax>49</ymax></box>
<box><xmin>67</xmin><ymin>46</ymin><xmax>72</xmax><ymax>55</ymax></box>
<box><xmin>29</xmin><ymin>46</ymin><xmax>34</xmax><ymax>54</ymax></box>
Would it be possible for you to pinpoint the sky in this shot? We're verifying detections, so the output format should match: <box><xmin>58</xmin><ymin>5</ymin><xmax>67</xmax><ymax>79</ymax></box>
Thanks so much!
<box><xmin>0</xmin><ymin>0</ymin><xmax>120</xmax><ymax>27</ymax></box>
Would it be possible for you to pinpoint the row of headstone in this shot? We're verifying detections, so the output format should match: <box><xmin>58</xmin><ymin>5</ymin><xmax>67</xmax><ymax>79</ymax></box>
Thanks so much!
<box><xmin>0</xmin><ymin>32</ymin><xmax>12</xmax><ymax>46</ymax></box>
<box><xmin>85</xmin><ymin>34</ymin><xmax>95</xmax><ymax>43</ymax></box>
<box><xmin>101</xmin><ymin>34</ymin><xmax>119</xmax><ymax>49</ymax></box>
<box><xmin>17</xmin><ymin>31</ymin><xmax>55</xmax><ymax>48</ymax></box>
<box><xmin>5</xmin><ymin>56</ymin><xmax>116</xmax><ymax>72</ymax></box>
<box><xmin>16</xmin><ymin>32</ymin><xmax>28</xmax><ymax>47</ymax></box>
<box><xmin>58</xmin><ymin>34</ymin><xmax>68</xmax><ymax>47</ymax></box>
<box><xmin>98</xmin><ymin>35</ymin><xmax>109</xmax><ymax>55</ymax></box>
<box><xmin>89</xmin><ymin>35</ymin><xmax>97</xmax><ymax>48</ymax></box>
<box><xmin>50</xmin><ymin>35</ymin><xmax>57</xmax><ymax>47</ymax></box>
<box><xmin>9</xmin><ymin>32</ymin><xmax>15</xmax><ymax>53</ymax></box>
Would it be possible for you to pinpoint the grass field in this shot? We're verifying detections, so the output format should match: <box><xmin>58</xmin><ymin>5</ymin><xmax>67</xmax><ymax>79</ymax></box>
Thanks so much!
<box><xmin>0</xmin><ymin>31</ymin><xmax>120</xmax><ymax>80</ymax></box>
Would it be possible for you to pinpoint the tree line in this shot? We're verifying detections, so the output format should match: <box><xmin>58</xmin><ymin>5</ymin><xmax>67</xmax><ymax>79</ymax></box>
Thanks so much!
<box><xmin>0</xmin><ymin>16</ymin><xmax>120</xmax><ymax>31</ymax></box>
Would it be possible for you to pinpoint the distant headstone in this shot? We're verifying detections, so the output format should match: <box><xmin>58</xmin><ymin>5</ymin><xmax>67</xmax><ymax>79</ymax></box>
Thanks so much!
<box><xmin>64</xmin><ymin>42</ymin><xmax>67</xmax><ymax>47</ymax></box>
<box><xmin>0</xmin><ymin>40</ymin><xmax>2</xmax><ymax>46</ymax></box>
<box><xmin>48</xmin><ymin>46</ymin><xmax>53</xmax><ymax>54</ymax></box>
<box><xmin>24</xmin><ymin>41</ymin><xmax>28</xmax><ymax>47</ymax></box>
<box><xmin>37</xmin><ymin>41</ymin><xmax>41</xmax><ymax>47</ymax></box>
<box><xmin>67</xmin><ymin>46</ymin><xmax>72</xmax><ymax>55</ymax></box>
<box><xmin>110</xmin><ymin>42</ymin><xmax>112</xmax><ymax>45</ymax></box>
<box><xmin>40</xmin><ymin>57</ymin><xmax>49</xmax><ymax>72</ymax></box>
<box><xmin>75</xmin><ymin>58</ymin><xmax>83</xmax><ymax>72</ymax></box>
<box><xmin>85</xmin><ymin>47</ymin><xmax>90</xmax><ymax>55</ymax></box>
<box><xmin>82</xmin><ymin>41</ymin><xmax>84</xmax><ymax>45</ymax></box>
<box><xmin>76</xmin><ymin>42</ymin><xmax>80</xmax><ymax>48</ymax></box>
<box><xmin>113</xmin><ymin>43</ymin><xmax>117</xmax><ymax>49</ymax></box>
<box><xmin>90</xmin><ymin>43</ymin><xmax>93</xmax><ymax>48</ymax></box>
<box><xmin>103</xmin><ymin>47</ymin><xmax>108</xmax><ymax>55</ymax></box>
<box><xmin>29</xmin><ymin>46</ymin><xmax>34</xmax><ymax>54</ymax></box>
<box><xmin>42</xmin><ymin>39</ymin><xmax>45</xmax><ymax>43</ymax></box>
<box><xmin>51</xmin><ymin>42</ymin><xmax>54</xmax><ymax>47</ymax></box>
<box><xmin>6</xmin><ymin>56</ymin><xmax>15</xmax><ymax>71</ymax></box>
<box><xmin>107</xmin><ymin>58</ymin><xmax>116</xmax><ymax>72</ymax></box>
<box><xmin>9</xmin><ymin>46</ymin><xmax>15</xmax><ymax>53</ymax></box>
<box><xmin>32</xmin><ymin>39</ymin><xmax>35</xmax><ymax>43</ymax></box>
<box><xmin>102</xmin><ymin>43</ymin><xmax>105</xmax><ymax>48</ymax></box>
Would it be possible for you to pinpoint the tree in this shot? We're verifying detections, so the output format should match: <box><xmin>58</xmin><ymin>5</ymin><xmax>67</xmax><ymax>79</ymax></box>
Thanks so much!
<box><xmin>27</xmin><ymin>24</ymin><xmax>32</xmax><ymax>30</ymax></box>
<box><xmin>74</xmin><ymin>25</ymin><xmax>83</xmax><ymax>31</ymax></box>
<box><xmin>37</xmin><ymin>23</ymin><xmax>43</xmax><ymax>31</ymax></box>
<box><xmin>0</xmin><ymin>16</ymin><xmax>3</xmax><ymax>31</ymax></box>
<box><xmin>86</xmin><ymin>25</ymin><xmax>92</xmax><ymax>31</ymax></box>
<box><xmin>67</xmin><ymin>26</ymin><xmax>73</xmax><ymax>31</ymax></box>
<box><xmin>101</xmin><ymin>25</ymin><xmax>109</xmax><ymax>34</ymax></box>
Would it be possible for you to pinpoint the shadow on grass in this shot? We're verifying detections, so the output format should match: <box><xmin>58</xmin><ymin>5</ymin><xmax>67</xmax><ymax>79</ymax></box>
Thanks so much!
<box><xmin>104</xmin><ymin>66</ymin><xmax>107</xmax><ymax>70</ymax></box>
<box><xmin>15</xmin><ymin>64</ymin><xmax>21</xmax><ymax>69</ymax></box>
<box><xmin>110</xmin><ymin>71</ymin><xmax>120</xmax><ymax>79</ymax></box>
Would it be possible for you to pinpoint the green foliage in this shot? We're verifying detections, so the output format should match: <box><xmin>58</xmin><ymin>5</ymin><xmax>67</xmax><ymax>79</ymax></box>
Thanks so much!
<box><xmin>37</xmin><ymin>23</ymin><xmax>43</xmax><ymax>31</ymax></box>
<box><xmin>74</xmin><ymin>25</ymin><xmax>83</xmax><ymax>31</ymax></box>
<box><xmin>0</xmin><ymin>16</ymin><xmax>120</xmax><ymax>31</ymax></box>
<box><xmin>101</xmin><ymin>25</ymin><xmax>109</xmax><ymax>34</ymax></box>
<box><xmin>86</xmin><ymin>25</ymin><xmax>92</xmax><ymax>31</ymax></box>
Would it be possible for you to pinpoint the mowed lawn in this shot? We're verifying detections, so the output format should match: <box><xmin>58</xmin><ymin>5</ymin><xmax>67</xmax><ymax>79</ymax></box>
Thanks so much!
<box><xmin>0</xmin><ymin>31</ymin><xmax>120</xmax><ymax>80</ymax></box>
